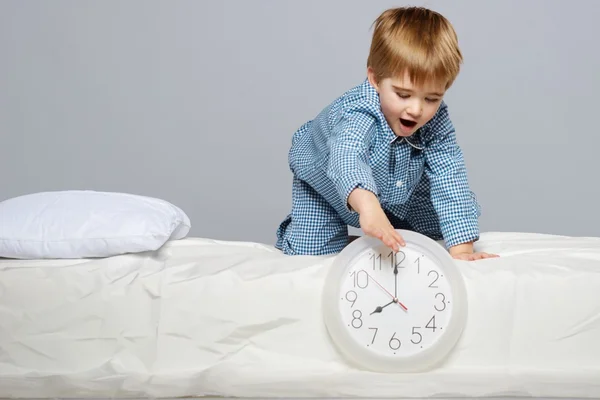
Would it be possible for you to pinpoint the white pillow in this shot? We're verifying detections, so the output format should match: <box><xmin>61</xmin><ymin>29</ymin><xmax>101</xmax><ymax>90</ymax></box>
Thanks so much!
<box><xmin>0</xmin><ymin>190</ymin><xmax>191</xmax><ymax>259</ymax></box>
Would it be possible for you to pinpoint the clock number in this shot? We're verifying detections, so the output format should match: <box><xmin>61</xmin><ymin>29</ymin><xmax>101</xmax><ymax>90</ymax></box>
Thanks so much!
<box><xmin>396</xmin><ymin>251</ymin><xmax>406</xmax><ymax>267</ymax></box>
<box><xmin>411</xmin><ymin>327</ymin><xmax>422</xmax><ymax>344</ymax></box>
<box><xmin>434</xmin><ymin>293</ymin><xmax>446</xmax><ymax>311</ymax></box>
<box><xmin>426</xmin><ymin>315</ymin><xmax>437</xmax><ymax>332</ymax></box>
<box><xmin>351</xmin><ymin>310</ymin><xmax>363</xmax><ymax>329</ymax></box>
<box><xmin>345</xmin><ymin>290</ymin><xmax>357</xmax><ymax>308</ymax></box>
<box><xmin>414</xmin><ymin>257</ymin><xmax>421</xmax><ymax>274</ymax></box>
<box><xmin>389</xmin><ymin>332</ymin><xmax>401</xmax><ymax>350</ymax></box>
<box><xmin>350</xmin><ymin>270</ymin><xmax>368</xmax><ymax>289</ymax></box>
<box><xmin>368</xmin><ymin>327</ymin><xmax>378</xmax><ymax>344</ymax></box>
<box><xmin>388</xmin><ymin>251</ymin><xmax>406</xmax><ymax>269</ymax></box>
<box><xmin>370</xmin><ymin>253</ymin><xmax>382</xmax><ymax>270</ymax></box>
<box><xmin>428</xmin><ymin>270</ymin><xmax>439</xmax><ymax>288</ymax></box>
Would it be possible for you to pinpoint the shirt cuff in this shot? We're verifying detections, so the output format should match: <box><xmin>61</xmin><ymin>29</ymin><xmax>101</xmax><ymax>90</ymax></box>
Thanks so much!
<box><xmin>441</xmin><ymin>218</ymin><xmax>480</xmax><ymax>249</ymax></box>
<box><xmin>333</xmin><ymin>173</ymin><xmax>379</xmax><ymax>213</ymax></box>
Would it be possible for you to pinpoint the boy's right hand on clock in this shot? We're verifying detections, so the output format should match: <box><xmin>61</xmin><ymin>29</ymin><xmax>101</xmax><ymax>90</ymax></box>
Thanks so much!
<box><xmin>359</xmin><ymin>206</ymin><xmax>406</xmax><ymax>252</ymax></box>
<box><xmin>348</xmin><ymin>188</ymin><xmax>406</xmax><ymax>252</ymax></box>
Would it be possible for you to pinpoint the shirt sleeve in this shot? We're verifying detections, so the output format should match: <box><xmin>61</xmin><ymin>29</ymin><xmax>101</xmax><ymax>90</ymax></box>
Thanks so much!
<box><xmin>326</xmin><ymin>103</ymin><xmax>379</xmax><ymax>212</ymax></box>
<box><xmin>422</xmin><ymin>102</ymin><xmax>480</xmax><ymax>248</ymax></box>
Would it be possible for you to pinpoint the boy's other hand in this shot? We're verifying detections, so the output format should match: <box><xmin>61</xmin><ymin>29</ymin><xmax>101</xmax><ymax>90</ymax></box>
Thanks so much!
<box><xmin>449</xmin><ymin>242</ymin><xmax>499</xmax><ymax>261</ymax></box>
<box><xmin>451</xmin><ymin>252</ymin><xmax>499</xmax><ymax>261</ymax></box>
<box><xmin>348</xmin><ymin>188</ymin><xmax>405</xmax><ymax>252</ymax></box>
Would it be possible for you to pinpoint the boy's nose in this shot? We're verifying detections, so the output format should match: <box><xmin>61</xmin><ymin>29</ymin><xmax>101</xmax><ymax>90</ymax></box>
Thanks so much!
<box><xmin>407</xmin><ymin>103</ymin><xmax>423</xmax><ymax>118</ymax></box>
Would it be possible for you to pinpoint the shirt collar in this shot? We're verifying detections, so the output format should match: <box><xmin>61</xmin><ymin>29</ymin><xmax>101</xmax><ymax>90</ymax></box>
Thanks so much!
<box><xmin>389</xmin><ymin>130</ymin><xmax>425</xmax><ymax>150</ymax></box>
<box><xmin>397</xmin><ymin>135</ymin><xmax>424</xmax><ymax>150</ymax></box>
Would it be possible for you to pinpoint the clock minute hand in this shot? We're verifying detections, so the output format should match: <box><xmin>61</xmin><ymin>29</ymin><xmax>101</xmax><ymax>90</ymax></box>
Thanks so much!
<box><xmin>394</xmin><ymin>263</ymin><xmax>398</xmax><ymax>298</ymax></box>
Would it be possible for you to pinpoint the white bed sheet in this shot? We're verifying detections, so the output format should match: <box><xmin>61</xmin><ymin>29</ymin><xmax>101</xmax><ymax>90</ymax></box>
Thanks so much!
<box><xmin>1</xmin><ymin>232</ymin><xmax>600</xmax><ymax>399</ymax></box>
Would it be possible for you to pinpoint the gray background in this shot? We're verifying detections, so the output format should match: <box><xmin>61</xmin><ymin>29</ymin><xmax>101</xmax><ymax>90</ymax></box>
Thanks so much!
<box><xmin>1</xmin><ymin>0</ymin><xmax>598</xmax><ymax>245</ymax></box>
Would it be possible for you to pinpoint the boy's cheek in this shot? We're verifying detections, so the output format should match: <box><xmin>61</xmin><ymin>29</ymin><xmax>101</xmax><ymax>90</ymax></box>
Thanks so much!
<box><xmin>380</xmin><ymin>99</ymin><xmax>402</xmax><ymax>118</ymax></box>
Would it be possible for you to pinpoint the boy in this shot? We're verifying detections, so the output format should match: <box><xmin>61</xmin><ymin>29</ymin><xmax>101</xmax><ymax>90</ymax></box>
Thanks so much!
<box><xmin>275</xmin><ymin>6</ymin><xmax>498</xmax><ymax>261</ymax></box>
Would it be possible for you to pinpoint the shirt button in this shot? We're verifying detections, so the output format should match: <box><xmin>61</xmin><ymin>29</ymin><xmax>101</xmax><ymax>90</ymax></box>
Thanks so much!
<box><xmin>396</xmin><ymin>180</ymin><xmax>403</xmax><ymax>188</ymax></box>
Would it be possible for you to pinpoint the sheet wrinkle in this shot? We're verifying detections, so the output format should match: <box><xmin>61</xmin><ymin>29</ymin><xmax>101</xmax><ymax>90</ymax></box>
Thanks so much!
<box><xmin>12</xmin><ymin>341</ymin><xmax>56</xmax><ymax>362</ymax></box>
<box><xmin>108</xmin><ymin>270</ymin><xmax>140</xmax><ymax>285</ymax></box>
<box><xmin>142</xmin><ymin>282</ymin><xmax>161</xmax><ymax>300</ymax></box>
<box><xmin>148</xmin><ymin>257</ymin><xmax>167</xmax><ymax>383</ymax></box>
<box><xmin>213</xmin><ymin>342</ymin><xmax>252</xmax><ymax>366</ymax></box>
<box><xmin>194</xmin><ymin>344</ymin><xmax>224</xmax><ymax>356</ymax></box>
<box><xmin>556</xmin><ymin>306</ymin><xmax>600</xmax><ymax>340</ymax></box>
<box><xmin>164</xmin><ymin>332</ymin><xmax>193</xmax><ymax>340</ymax></box>
<box><xmin>215</xmin><ymin>318</ymin><xmax>299</xmax><ymax>345</ymax></box>
<box><xmin>19</xmin><ymin>314</ymin><xmax>105</xmax><ymax>337</ymax></box>
<box><xmin>166</xmin><ymin>258</ymin><xmax>235</xmax><ymax>283</ymax></box>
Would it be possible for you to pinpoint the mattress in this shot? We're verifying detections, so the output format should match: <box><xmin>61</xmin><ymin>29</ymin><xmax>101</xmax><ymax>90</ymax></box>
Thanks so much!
<box><xmin>0</xmin><ymin>231</ymin><xmax>599</xmax><ymax>399</ymax></box>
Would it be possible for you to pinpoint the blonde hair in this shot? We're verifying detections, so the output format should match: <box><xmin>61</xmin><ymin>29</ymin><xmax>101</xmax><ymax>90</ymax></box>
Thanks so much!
<box><xmin>367</xmin><ymin>7</ymin><xmax>463</xmax><ymax>89</ymax></box>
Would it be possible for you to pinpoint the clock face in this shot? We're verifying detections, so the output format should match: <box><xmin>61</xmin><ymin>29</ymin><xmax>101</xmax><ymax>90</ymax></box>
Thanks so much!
<box><xmin>338</xmin><ymin>244</ymin><xmax>453</xmax><ymax>358</ymax></box>
<box><xmin>322</xmin><ymin>230</ymin><xmax>467</xmax><ymax>372</ymax></box>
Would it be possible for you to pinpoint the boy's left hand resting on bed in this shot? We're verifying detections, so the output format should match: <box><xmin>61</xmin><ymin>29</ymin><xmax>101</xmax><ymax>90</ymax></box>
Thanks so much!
<box><xmin>449</xmin><ymin>242</ymin><xmax>499</xmax><ymax>261</ymax></box>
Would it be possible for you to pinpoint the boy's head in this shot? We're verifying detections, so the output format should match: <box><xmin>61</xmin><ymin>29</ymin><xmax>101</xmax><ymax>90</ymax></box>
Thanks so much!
<box><xmin>366</xmin><ymin>7</ymin><xmax>463</xmax><ymax>137</ymax></box>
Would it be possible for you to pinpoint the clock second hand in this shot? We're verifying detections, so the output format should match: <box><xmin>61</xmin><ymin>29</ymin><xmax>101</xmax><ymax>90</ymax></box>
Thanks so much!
<box><xmin>360</xmin><ymin>269</ymin><xmax>408</xmax><ymax>311</ymax></box>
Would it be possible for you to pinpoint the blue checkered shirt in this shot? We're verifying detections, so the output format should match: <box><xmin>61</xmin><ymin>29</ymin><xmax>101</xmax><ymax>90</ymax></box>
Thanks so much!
<box><xmin>277</xmin><ymin>78</ymin><xmax>480</xmax><ymax>255</ymax></box>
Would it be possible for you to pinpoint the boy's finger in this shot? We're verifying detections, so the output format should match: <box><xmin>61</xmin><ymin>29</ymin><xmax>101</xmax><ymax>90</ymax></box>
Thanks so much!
<box><xmin>386</xmin><ymin>231</ymin><xmax>399</xmax><ymax>249</ymax></box>
<box><xmin>482</xmin><ymin>252</ymin><xmax>499</xmax><ymax>258</ymax></box>
<box><xmin>390</xmin><ymin>229</ymin><xmax>400</xmax><ymax>251</ymax></box>
<box><xmin>391</xmin><ymin>230</ymin><xmax>405</xmax><ymax>247</ymax></box>
<box><xmin>397</xmin><ymin>234</ymin><xmax>406</xmax><ymax>246</ymax></box>
<box><xmin>384</xmin><ymin>235</ymin><xmax>399</xmax><ymax>252</ymax></box>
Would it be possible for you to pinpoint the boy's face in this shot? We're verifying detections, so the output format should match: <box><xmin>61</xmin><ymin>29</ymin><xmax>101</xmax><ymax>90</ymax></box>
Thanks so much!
<box><xmin>368</xmin><ymin>68</ymin><xmax>446</xmax><ymax>137</ymax></box>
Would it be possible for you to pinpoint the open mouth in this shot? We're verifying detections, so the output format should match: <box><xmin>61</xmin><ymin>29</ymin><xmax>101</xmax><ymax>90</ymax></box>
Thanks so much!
<box><xmin>400</xmin><ymin>118</ymin><xmax>417</xmax><ymax>129</ymax></box>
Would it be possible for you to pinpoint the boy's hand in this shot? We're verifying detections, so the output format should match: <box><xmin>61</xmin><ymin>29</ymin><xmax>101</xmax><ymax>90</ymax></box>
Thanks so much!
<box><xmin>449</xmin><ymin>242</ymin><xmax>499</xmax><ymax>261</ymax></box>
<box><xmin>348</xmin><ymin>188</ymin><xmax>405</xmax><ymax>252</ymax></box>
<box><xmin>451</xmin><ymin>252</ymin><xmax>499</xmax><ymax>261</ymax></box>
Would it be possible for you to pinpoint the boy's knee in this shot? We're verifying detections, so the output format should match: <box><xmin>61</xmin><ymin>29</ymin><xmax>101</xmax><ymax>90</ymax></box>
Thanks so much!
<box><xmin>279</xmin><ymin>234</ymin><xmax>349</xmax><ymax>256</ymax></box>
<box><xmin>275</xmin><ymin>219</ymin><xmax>349</xmax><ymax>255</ymax></box>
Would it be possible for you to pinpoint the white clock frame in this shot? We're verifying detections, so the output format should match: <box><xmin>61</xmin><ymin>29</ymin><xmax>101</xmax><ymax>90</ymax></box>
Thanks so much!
<box><xmin>322</xmin><ymin>229</ymin><xmax>468</xmax><ymax>373</ymax></box>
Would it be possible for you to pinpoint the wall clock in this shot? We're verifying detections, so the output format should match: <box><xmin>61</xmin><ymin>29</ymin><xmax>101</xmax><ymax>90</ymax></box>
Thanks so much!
<box><xmin>322</xmin><ymin>229</ymin><xmax>468</xmax><ymax>372</ymax></box>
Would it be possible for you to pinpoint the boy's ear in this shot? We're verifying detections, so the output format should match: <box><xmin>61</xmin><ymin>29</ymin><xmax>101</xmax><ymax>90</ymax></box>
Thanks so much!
<box><xmin>367</xmin><ymin>67</ymin><xmax>379</xmax><ymax>92</ymax></box>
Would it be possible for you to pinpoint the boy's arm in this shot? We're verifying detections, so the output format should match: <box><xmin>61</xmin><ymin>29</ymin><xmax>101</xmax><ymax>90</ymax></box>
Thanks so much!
<box><xmin>327</xmin><ymin>103</ymin><xmax>405</xmax><ymax>252</ymax></box>
<box><xmin>347</xmin><ymin>188</ymin><xmax>405</xmax><ymax>251</ymax></box>
<box><xmin>326</xmin><ymin>105</ymin><xmax>378</xmax><ymax>206</ymax></box>
<box><xmin>422</xmin><ymin>102</ymin><xmax>497</xmax><ymax>260</ymax></box>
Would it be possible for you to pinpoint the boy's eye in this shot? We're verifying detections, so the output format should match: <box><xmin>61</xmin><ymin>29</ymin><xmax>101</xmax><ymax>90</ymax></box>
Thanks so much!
<box><xmin>397</xmin><ymin>93</ymin><xmax>410</xmax><ymax>98</ymax></box>
<box><xmin>426</xmin><ymin>98</ymin><xmax>440</xmax><ymax>103</ymax></box>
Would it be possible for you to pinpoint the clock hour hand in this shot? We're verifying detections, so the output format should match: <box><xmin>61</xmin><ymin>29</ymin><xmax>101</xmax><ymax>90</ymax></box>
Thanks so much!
<box><xmin>370</xmin><ymin>300</ymin><xmax>394</xmax><ymax>315</ymax></box>
<box><xmin>361</xmin><ymin>269</ymin><xmax>408</xmax><ymax>311</ymax></box>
